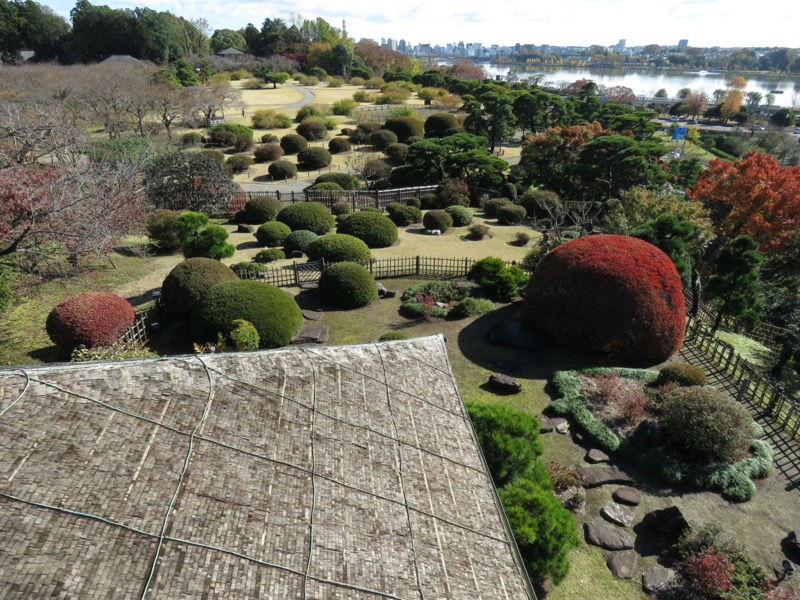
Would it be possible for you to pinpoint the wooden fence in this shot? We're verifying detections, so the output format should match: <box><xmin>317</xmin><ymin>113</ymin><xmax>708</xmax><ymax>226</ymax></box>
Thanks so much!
<box><xmin>119</xmin><ymin>308</ymin><xmax>156</xmax><ymax>347</ymax></box>
<box><xmin>685</xmin><ymin>316</ymin><xmax>798</xmax><ymax>439</ymax></box>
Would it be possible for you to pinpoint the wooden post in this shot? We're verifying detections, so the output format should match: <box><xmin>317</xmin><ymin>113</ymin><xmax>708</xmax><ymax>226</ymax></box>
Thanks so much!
<box><xmin>416</xmin><ymin>255</ymin><xmax>420</xmax><ymax>275</ymax></box>
<box><xmin>736</xmin><ymin>378</ymin><xmax>750</xmax><ymax>403</ymax></box>
<box><xmin>293</xmin><ymin>262</ymin><xmax>299</xmax><ymax>286</ymax></box>
<box><xmin>767</xmin><ymin>385</ymin><xmax>785</xmax><ymax>415</ymax></box>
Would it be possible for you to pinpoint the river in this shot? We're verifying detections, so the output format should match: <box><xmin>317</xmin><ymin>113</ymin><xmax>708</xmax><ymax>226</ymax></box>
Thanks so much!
<box><xmin>480</xmin><ymin>64</ymin><xmax>800</xmax><ymax>107</ymax></box>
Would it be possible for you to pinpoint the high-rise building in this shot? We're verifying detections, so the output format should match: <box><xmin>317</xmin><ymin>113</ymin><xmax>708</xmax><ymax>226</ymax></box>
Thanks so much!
<box><xmin>617</xmin><ymin>39</ymin><xmax>626</xmax><ymax>50</ymax></box>
<box><xmin>678</xmin><ymin>39</ymin><xmax>689</xmax><ymax>49</ymax></box>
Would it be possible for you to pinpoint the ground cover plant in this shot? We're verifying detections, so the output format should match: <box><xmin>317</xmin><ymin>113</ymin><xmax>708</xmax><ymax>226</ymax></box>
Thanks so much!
<box><xmin>550</xmin><ymin>367</ymin><xmax>772</xmax><ymax>500</ymax></box>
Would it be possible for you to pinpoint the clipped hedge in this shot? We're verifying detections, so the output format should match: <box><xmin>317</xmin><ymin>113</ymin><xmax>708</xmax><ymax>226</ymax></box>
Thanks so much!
<box><xmin>280</xmin><ymin>133</ymin><xmax>308</xmax><ymax>155</ymax></box>
<box><xmin>46</xmin><ymin>292</ymin><xmax>135</xmax><ymax>351</ymax></box>
<box><xmin>424</xmin><ymin>112</ymin><xmax>459</xmax><ymax>138</ymax></box>
<box><xmin>422</xmin><ymin>209</ymin><xmax>453</xmax><ymax>232</ymax></box>
<box><xmin>244</xmin><ymin>196</ymin><xmax>283</xmax><ymax>224</ymax></box>
<box><xmin>191</xmin><ymin>280</ymin><xmax>303</xmax><ymax>349</ymax></box>
<box><xmin>276</xmin><ymin>202</ymin><xmax>335</xmax><ymax>235</ymax></box>
<box><xmin>161</xmin><ymin>257</ymin><xmax>239</xmax><ymax>318</ymax></box>
<box><xmin>268</xmin><ymin>160</ymin><xmax>297</xmax><ymax>180</ymax></box>
<box><xmin>296</xmin><ymin>118</ymin><xmax>328</xmax><ymax>141</ymax></box>
<box><xmin>255</xmin><ymin>221</ymin><xmax>291</xmax><ymax>247</ymax></box>
<box><xmin>318</xmin><ymin>262</ymin><xmax>378</xmax><ymax>309</ymax></box>
<box><xmin>306</xmin><ymin>234</ymin><xmax>371</xmax><ymax>263</ymax></box>
<box><xmin>369</xmin><ymin>129</ymin><xmax>398</xmax><ymax>150</ymax></box>
<box><xmin>444</xmin><ymin>205</ymin><xmax>473</xmax><ymax>227</ymax></box>
<box><xmin>297</xmin><ymin>147</ymin><xmax>332</xmax><ymax>169</ymax></box>
<box><xmin>382</xmin><ymin>116</ymin><xmax>424</xmax><ymax>143</ymax></box>
<box><xmin>654</xmin><ymin>363</ymin><xmax>708</xmax><ymax>387</ymax></box>
<box><xmin>253</xmin><ymin>144</ymin><xmax>284</xmax><ymax>162</ymax></box>
<box><xmin>336</xmin><ymin>210</ymin><xmax>398</xmax><ymax>248</ymax></box>
<box><xmin>283</xmin><ymin>230</ymin><xmax>318</xmax><ymax>255</ymax></box>
<box><xmin>483</xmin><ymin>197</ymin><xmax>512</xmax><ymax>218</ymax></box>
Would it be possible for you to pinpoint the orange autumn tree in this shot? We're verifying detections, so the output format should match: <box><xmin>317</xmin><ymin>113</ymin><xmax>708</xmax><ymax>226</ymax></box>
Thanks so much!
<box><xmin>689</xmin><ymin>151</ymin><xmax>800</xmax><ymax>254</ymax></box>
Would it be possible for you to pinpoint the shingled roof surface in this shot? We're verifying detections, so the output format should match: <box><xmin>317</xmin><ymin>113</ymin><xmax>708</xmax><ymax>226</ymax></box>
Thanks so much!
<box><xmin>0</xmin><ymin>335</ymin><xmax>533</xmax><ymax>599</ymax></box>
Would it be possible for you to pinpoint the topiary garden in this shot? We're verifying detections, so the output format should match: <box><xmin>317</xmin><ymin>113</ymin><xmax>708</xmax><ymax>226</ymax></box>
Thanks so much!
<box><xmin>305</xmin><ymin>233</ymin><xmax>371</xmax><ymax>263</ymax></box>
<box><xmin>255</xmin><ymin>221</ymin><xmax>291</xmax><ymax>247</ymax></box>
<box><xmin>160</xmin><ymin>257</ymin><xmax>239</xmax><ymax>318</ymax></box>
<box><xmin>244</xmin><ymin>196</ymin><xmax>283</xmax><ymax>224</ymax></box>
<box><xmin>283</xmin><ymin>230</ymin><xmax>318</xmax><ymax>255</ymax></box>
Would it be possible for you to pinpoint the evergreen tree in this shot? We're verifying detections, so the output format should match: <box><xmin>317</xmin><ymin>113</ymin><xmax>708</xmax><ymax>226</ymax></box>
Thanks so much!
<box><xmin>706</xmin><ymin>236</ymin><xmax>763</xmax><ymax>332</ymax></box>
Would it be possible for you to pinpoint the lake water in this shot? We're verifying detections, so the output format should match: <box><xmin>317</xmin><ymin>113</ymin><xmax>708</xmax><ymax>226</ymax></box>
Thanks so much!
<box><xmin>481</xmin><ymin>64</ymin><xmax>800</xmax><ymax>107</ymax></box>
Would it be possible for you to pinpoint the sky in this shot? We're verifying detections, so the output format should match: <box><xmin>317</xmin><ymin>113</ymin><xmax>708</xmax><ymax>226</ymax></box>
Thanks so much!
<box><xmin>48</xmin><ymin>0</ymin><xmax>799</xmax><ymax>50</ymax></box>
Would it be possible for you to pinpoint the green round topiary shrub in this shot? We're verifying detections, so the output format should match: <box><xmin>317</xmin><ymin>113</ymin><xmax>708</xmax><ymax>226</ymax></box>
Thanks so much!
<box><xmin>268</xmin><ymin>160</ymin><xmax>297</xmax><ymax>181</ymax></box>
<box><xmin>227</xmin><ymin>153</ymin><xmax>254</xmax><ymax>173</ymax></box>
<box><xmin>46</xmin><ymin>291</ymin><xmax>136</xmax><ymax>351</ymax></box>
<box><xmin>422</xmin><ymin>209</ymin><xmax>453</xmax><ymax>232</ymax></box>
<box><xmin>283</xmin><ymin>230</ymin><xmax>318</xmax><ymax>255</ymax></box>
<box><xmin>161</xmin><ymin>257</ymin><xmax>240</xmax><ymax>319</ymax></box>
<box><xmin>280</xmin><ymin>133</ymin><xmax>308</xmax><ymax>155</ymax></box>
<box><xmin>230</xmin><ymin>262</ymin><xmax>270</xmax><ymax>277</ymax></box>
<box><xmin>220</xmin><ymin>319</ymin><xmax>260</xmax><ymax>351</ymax></box>
<box><xmin>260</xmin><ymin>133</ymin><xmax>279</xmax><ymax>143</ymax></box>
<box><xmin>191</xmin><ymin>280</ymin><xmax>303</xmax><ymax>349</ymax></box>
<box><xmin>450</xmin><ymin>297</ymin><xmax>495</xmax><ymax>319</ymax></box>
<box><xmin>319</xmin><ymin>262</ymin><xmax>378</xmax><ymax>309</ymax></box>
<box><xmin>336</xmin><ymin>210</ymin><xmax>398</xmax><ymax>248</ymax></box>
<box><xmin>296</xmin><ymin>119</ymin><xmax>328</xmax><ymax>141</ymax></box>
<box><xmin>315</xmin><ymin>172</ymin><xmax>360</xmax><ymax>189</ymax></box>
<box><xmin>389</xmin><ymin>206</ymin><xmax>423</xmax><ymax>226</ymax></box>
<box><xmin>445</xmin><ymin>205</ymin><xmax>473</xmax><ymax>227</ymax></box>
<box><xmin>383</xmin><ymin>142</ymin><xmax>409</xmax><ymax>165</ymax></box>
<box><xmin>369</xmin><ymin>129</ymin><xmax>398</xmax><ymax>150</ymax></box>
<box><xmin>328</xmin><ymin>138</ymin><xmax>352</xmax><ymax>154</ymax></box>
<box><xmin>244</xmin><ymin>196</ymin><xmax>283</xmax><ymax>224</ymax></box>
<box><xmin>255</xmin><ymin>221</ymin><xmax>292</xmax><ymax>246</ymax></box>
<box><xmin>297</xmin><ymin>147</ymin><xmax>332</xmax><ymax>169</ymax></box>
<box><xmin>420</xmin><ymin>194</ymin><xmax>441</xmax><ymax>210</ymax></box>
<box><xmin>253</xmin><ymin>144</ymin><xmax>284</xmax><ymax>162</ymax></box>
<box><xmin>483</xmin><ymin>197</ymin><xmax>512</xmax><ymax>218</ymax></box>
<box><xmin>276</xmin><ymin>202</ymin><xmax>335</xmax><ymax>235</ymax></box>
<box><xmin>497</xmin><ymin>204</ymin><xmax>527</xmax><ymax>225</ymax></box>
<box><xmin>424</xmin><ymin>112</ymin><xmax>459</xmax><ymax>138</ymax></box>
<box><xmin>254</xmin><ymin>248</ymin><xmax>286</xmax><ymax>263</ymax></box>
<box><xmin>306</xmin><ymin>234</ymin><xmax>371</xmax><ymax>263</ymax></box>
<box><xmin>385</xmin><ymin>202</ymin><xmax>403</xmax><ymax>215</ymax></box>
<box><xmin>383</xmin><ymin>116</ymin><xmax>424</xmax><ymax>142</ymax></box>
<box><xmin>406</xmin><ymin>197</ymin><xmax>421</xmax><ymax>208</ymax></box>
<box><xmin>331</xmin><ymin>201</ymin><xmax>351</xmax><ymax>216</ymax></box>
<box><xmin>655</xmin><ymin>363</ymin><xmax>708</xmax><ymax>387</ymax></box>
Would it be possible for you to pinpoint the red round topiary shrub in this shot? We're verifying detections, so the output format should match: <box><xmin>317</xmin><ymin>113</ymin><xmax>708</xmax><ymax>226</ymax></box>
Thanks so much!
<box><xmin>46</xmin><ymin>291</ymin><xmax>136</xmax><ymax>351</ymax></box>
<box><xmin>522</xmin><ymin>234</ymin><xmax>685</xmax><ymax>363</ymax></box>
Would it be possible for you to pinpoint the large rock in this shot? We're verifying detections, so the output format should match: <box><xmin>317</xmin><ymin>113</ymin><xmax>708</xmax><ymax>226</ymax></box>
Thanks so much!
<box><xmin>607</xmin><ymin>553</ymin><xmax>637</xmax><ymax>579</ymax></box>
<box><xmin>641</xmin><ymin>506</ymin><xmax>689</xmax><ymax>539</ymax></box>
<box><xmin>539</xmin><ymin>414</ymin><xmax>555</xmax><ymax>434</ymax></box>
<box><xmin>642</xmin><ymin>564</ymin><xmax>675</xmax><ymax>594</ymax></box>
<box><xmin>584</xmin><ymin>522</ymin><xmax>635</xmax><ymax>550</ymax></box>
<box><xmin>613</xmin><ymin>487</ymin><xmax>642</xmax><ymax>506</ymax></box>
<box><xmin>586</xmin><ymin>449</ymin><xmax>610</xmax><ymax>463</ymax></box>
<box><xmin>602</xmin><ymin>501</ymin><xmax>635</xmax><ymax>527</ymax></box>
<box><xmin>577</xmin><ymin>466</ymin><xmax>633</xmax><ymax>487</ymax></box>
<box><xmin>488</xmin><ymin>373</ymin><xmax>522</xmax><ymax>395</ymax></box>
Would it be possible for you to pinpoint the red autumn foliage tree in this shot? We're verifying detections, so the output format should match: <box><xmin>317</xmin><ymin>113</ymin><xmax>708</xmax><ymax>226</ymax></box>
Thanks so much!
<box><xmin>688</xmin><ymin>152</ymin><xmax>800</xmax><ymax>254</ymax></box>
<box><xmin>682</xmin><ymin>548</ymin><xmax>734</xmax><ymax>597</ymax></box>
<box><xmin>523</xmin><ymin>235</ymin><xmax>685</xmax><ymax>363</ymax></box>
<box><xmin>46</xmin><ymin>291</ymin><xmax>136</xmax><ymax>351</ymax></box>
<box><xmin>0</xmin><ymin>162</ymin><xmax>146</xmax><ymax>267</ymax></box>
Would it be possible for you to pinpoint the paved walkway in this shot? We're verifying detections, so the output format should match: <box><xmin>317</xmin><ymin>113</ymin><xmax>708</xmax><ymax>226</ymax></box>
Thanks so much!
<box><xmin>679</xmin><ymin>340</ymin><xmax>800</xmax><ymax>493</ymax></box>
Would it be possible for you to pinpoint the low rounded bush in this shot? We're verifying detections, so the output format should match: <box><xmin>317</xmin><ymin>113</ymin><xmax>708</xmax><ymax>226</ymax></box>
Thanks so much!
<box><xmin>422</xmin><ymin>209</ymin><xmax>453</xmax><ymax>232</ymax></box>
<box><xmin>191</xmin><ymin>280</ymin><xmax>303</xmax><ymax>349</ymax></box>
<box><xmin>227</xmin><ymin>153</ymin><xmax>254</xmax><ymax>173</ymax></box>
<box><xmin>306</xmin><ymin>234</ymin><xmax>371</xmax><ymax>263</ymax></box>
<box><xmin>230</xmin><ymin>262</ymin><xmax>269</xmax><ymax>277</ymax></box>
<box><xmin>655</xmin><ymin>363</ymin><xmax>708</xmax><ymax>387</ymax></box>
<box><xmin>209</xmin><ymin>123</ymin><xmax>253</xmax><ymax>148</ymax></box>
<box><xmin>202</xmin><ymin>149</ymin><xmax>225</xmax><ymax>164</ymax></box>
<box><xmin>244</xmin><ymin>196</ymin><xmax>283</xmax><ymax>224</ymax></box>
<box><xmin>295</xmin><ymin>104</ymin><xmax>330</xmax><ymax>122</ymax></box>
<box><xmin>523</xmin><ymin>235</ymin><xmax>685</xmax><ymax>363</ymax></box>
<box><xmin>337</xmin><ymin>210</ymin><xmax>398</xmax><ymax>248</ymax></box>
<box><xmin>383</xmin><ymin>116</ymin><xmax>424</xmax><ymax>143</ymax></box>
<box><xmin>311</xmin><ymin>182</ymin><xmax>343</xmax><ymax>196</ymax></box>
<box><xmin>260</xmin><ymin>133</ymin><xmax>279</xmax><ymax>143</ymax></box>
<box><xmin>332</xmin><ymin>98</ymin><xmax>357</xmax><ymax>116</ymax></box>
<box><xmin>318</xmin><ymin>262</ymin><xmax>378</xmax><ymax>308</ymax></box>
<box><xmin>483</xmin><ymin>198</ymin><xmax>512</xmax><ymax>218</ymax></box>
<box><xmin>280</xmin><ymin>133</ymin><xmax>308</xmax><ymax>155</ymax></box>
<box><xmin>450</xmin><ymin>297</ymin><xmax>495</xmax><ymax>319</ymax></box>
<box><xmin>444</xmin><ymin>205</ymin><xmax>473</xmax><ymax>227</ymax></box>
<box><xmin>661</xmin><ymin>386</ymin><xmax>755</xmax><ymax>464</ymax></box>
<box><xmin>383</xmin><ymin>142</ymin><xmax>409</xmax><ymax>165</ymax></box>
<box><xmin>331</xmin><ymin>201</ymin><xmax>351</xmax><ymax>216</ymax></box>
<box><xmin>328</xmin><ymin>138</ymin><xmax>352</xmax><ymax>154</ymax></box>
<box><xmin>406</xmin><ymin>197</ymin><xmax>421</xmax><ymax>208</ymax></box>
<box><xmin>424</xmin><ymin>112</ymin><xmax>459</xmax><ymax>138</ymax></box>
<box><xmin>161</xmin><ymin>257</ymin><xmax>239</xmax><ymax>318</ymax></box>
<box><xmin>146</xmin><ymin>209</ymin><xmax>182</xmax><ymax>253</ymax></box>
<box><xmin>420</xmin><ymin>194</ymin><xmax>441</xmax><ymax>210</ymax></box>
<box><xmin>468</xmin><ymin>257</ymin><xmax>529</xmax><ymax>301</ymax></box>
<box><xmin>369</xmin><ymin>129</ymin><xmax>398</xmax><ymax>150</ymax></box>
<box><xmin>253</xmin><ymin>144</ymin><xmax>284</xmax><ymax>162</ymax></box>
<box><xmin>255</xmin><ymin>221</ymin><xmax>291</xmax><ymax>246</ymax></box>
<box><xmin>385</xmin><ymin>202</ymin><xmax>403</xmax><ymax>215</ymax></box>
<box><xmin>315</xmin><ymin>172</ymin><xmax>360</xmax><ymax>189</ymax></box>
<box><xmin>254</xmin><ymin>248</ymin><xmax>286</xmax><ymax>263</ymax></box>
<box><xmin>220</xmin><ymin>319</ymin><xmax>260</xmax><ymax>351</ymax></box>
<box><xmin>268</xmin><ymin>160</ymin><xmax>297</xmax><ymax>181</ymax></box>
<box><xmin>497</xmin><ymin>204</ymin><xmax>527</xmax><ymax>225</ymax></box>
<box><xmin>181</xmin><ymin>132</ymin><xmax>204</xmax><ymax>146</ymax></box>
<box><xmin>389</xmin><ymin>206</ymin><xmax>423</xmax><ymax>226</ymax></box>
<box><xmin>297</xmin><ymin>147</ymin><xmax>332</xmax><ymax>169</ymax></box>
<box><xmin>46</xmin><ymin>292</ymin><xmax>136</xmax><ymax>351</ymax></box>
<box><xmin>515</xmin><ymin>232</ymin><xmax>531</xmax><ymax>246</ymax></box>
<box><xmin>467</xmin><ymin>223</ymin><xmax>491</xmax><ymax>239</ymax></box>
<box><xmin>283</xmin><ymin>230</ymin><xmax>318</xmax><ymax>255</ymax></box>
<box><xmin>296</xmin><ymin>119</ymin><xmax>328</xmax><ymax>141</ymax></box>
<box><xmin>400</xmin><ymin>301</ymin><xmax>426</xmax><ymax>318</ymax></box>
<box><xmin>277</xmin><ymin>202</ymin><xmax>335</xmax><ymax>234</ymax></box>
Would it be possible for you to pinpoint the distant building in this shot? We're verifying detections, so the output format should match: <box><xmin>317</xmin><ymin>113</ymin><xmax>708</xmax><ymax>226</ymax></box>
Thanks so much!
<box><xmin>99</xmin><ymin>55</ymin><xmax>143</xmax><ymax>65</ymax></box>
<box><xmin>217</xmin><ymin>47</ymin><xmax>244</xmax><ymax>58</ymax></box>
<box><xmin>678</xmin><ymin>39</ymin><xmax>689</xmax><ymax>49</ymax></box>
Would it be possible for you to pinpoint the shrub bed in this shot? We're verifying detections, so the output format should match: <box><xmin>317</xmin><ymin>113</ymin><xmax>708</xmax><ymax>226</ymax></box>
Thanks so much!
<box><xmin>255</xmin><ymin>221</ymin><xmax>291</xmax><ymax>246</ymax></box>
<box><xmin>318</xmin><ymin>262</ymin><xmax>378</xmax><ymax>308</ymax></box>
<box><xmin>254</xmin><ymin>248</ymin><xmax>286</xmax><ymax>263</ymax></box>
<box><xmin>160</xmin><ymin>257</ymin><xmax>239</xmax><ymax>318</ymax></box>
<box><xmin>46</xmin><ymin>292</ymin><xmax>136</xmax><ymax>351</ymax></box>
<box><xmin>276</xmin><ymin>202</ymin><xmax>335</xmax><ymax>234</ymax></box>
<box><xmin>467</xmin><ymin>257</ymin><xmax>528</xmax><ymax>301</ymax></box>
<box><xmin>306</xmin><ymin>234</ymin><xmax>371</xmax><ymax>263</ymax></box>
<box><xmin>336</xmin><ymin>211</ymin><xmax>398</xmax><ymax>248</ymax></box>
<box><xmin>283</xmin><ymin>230</ymin><xmax>318</xmax><ymax>255</ymax></box>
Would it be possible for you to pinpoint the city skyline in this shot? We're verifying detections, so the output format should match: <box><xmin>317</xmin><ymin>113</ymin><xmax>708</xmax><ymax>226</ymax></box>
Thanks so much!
<box><xmin>44</xmin><ymin>0</ymin><xmax>799</xmax><ymax>51</ymax></box>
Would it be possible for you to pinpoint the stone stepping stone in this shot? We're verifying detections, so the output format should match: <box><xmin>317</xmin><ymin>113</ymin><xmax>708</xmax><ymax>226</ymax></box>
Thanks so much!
<box><xmin>613</xmin><ymin>487</ymin><xmax>642</xmax><ymax>506</ymax></box>
<box><xmin>302</xmin><ymin>309</ymin><xmax>324</xmax><ymax>321</ymax></box>
<box><xmin>292</xmin><ymin>322</ymin><xmax>329</xmax><ymax>344</ymax></box>
<box><xmin>488</xmin><ymin>373</ymin><xmax>522</xmax><ymax>394</ymax></box>
<box><xmin>607</xmin><ymin>552</ymin><xmax>638</xmax><ymax>579</ymax></box>
<box><xmin>577</xmin><ymin>466</ymin><xmax>633</xmax><ymax>487</ymax></box>
<box><xmin>550</xmin><ymin>417</ymin><xmax>570</xmax><ymax>434</ymax></box>
<box><xmin>642</xmin><ymin>564</ymin><xmax>675</xmax><ymax>594</ymax></box>
<box><xmin>601</xmin><ymin>501</ymin><xmax>635</xmax><ymax>527</ymax></box>
<box><xmin>539</xmin><ymin>414</ymin><xmax>555</xmax><ymax>434</ymax></box>
<box><xmin>586</xmin><ymin>449</ymin><xmax>610</xmax><ymax>463</ymax></box>
<box><xmin>584</xmin><ymin>522</ymin><xmax>634</xmax><ymax>550</ymax></box>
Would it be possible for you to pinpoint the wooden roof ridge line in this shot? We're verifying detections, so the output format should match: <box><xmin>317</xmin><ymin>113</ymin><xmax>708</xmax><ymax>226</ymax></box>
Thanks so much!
<box><xmin>377</xmin><ymin>344</ymin><xmax>428</xmax><ymax>600</ymax></box>
<box><xmin>141</xmin><ymin>354</ymin><xmax>215</xmax><ymax>600</ymax></box>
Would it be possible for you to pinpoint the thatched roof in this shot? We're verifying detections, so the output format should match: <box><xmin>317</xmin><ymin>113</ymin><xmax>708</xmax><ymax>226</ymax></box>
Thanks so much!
<box><xmin>0</xmin><ymin>335</ymin><xmax>534</xmax><ymax>598</ymax></box>
<box><xmin>217</xmin><ymin>47</ymin><xmax>245</xmax><ymax>56</ymax></box>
